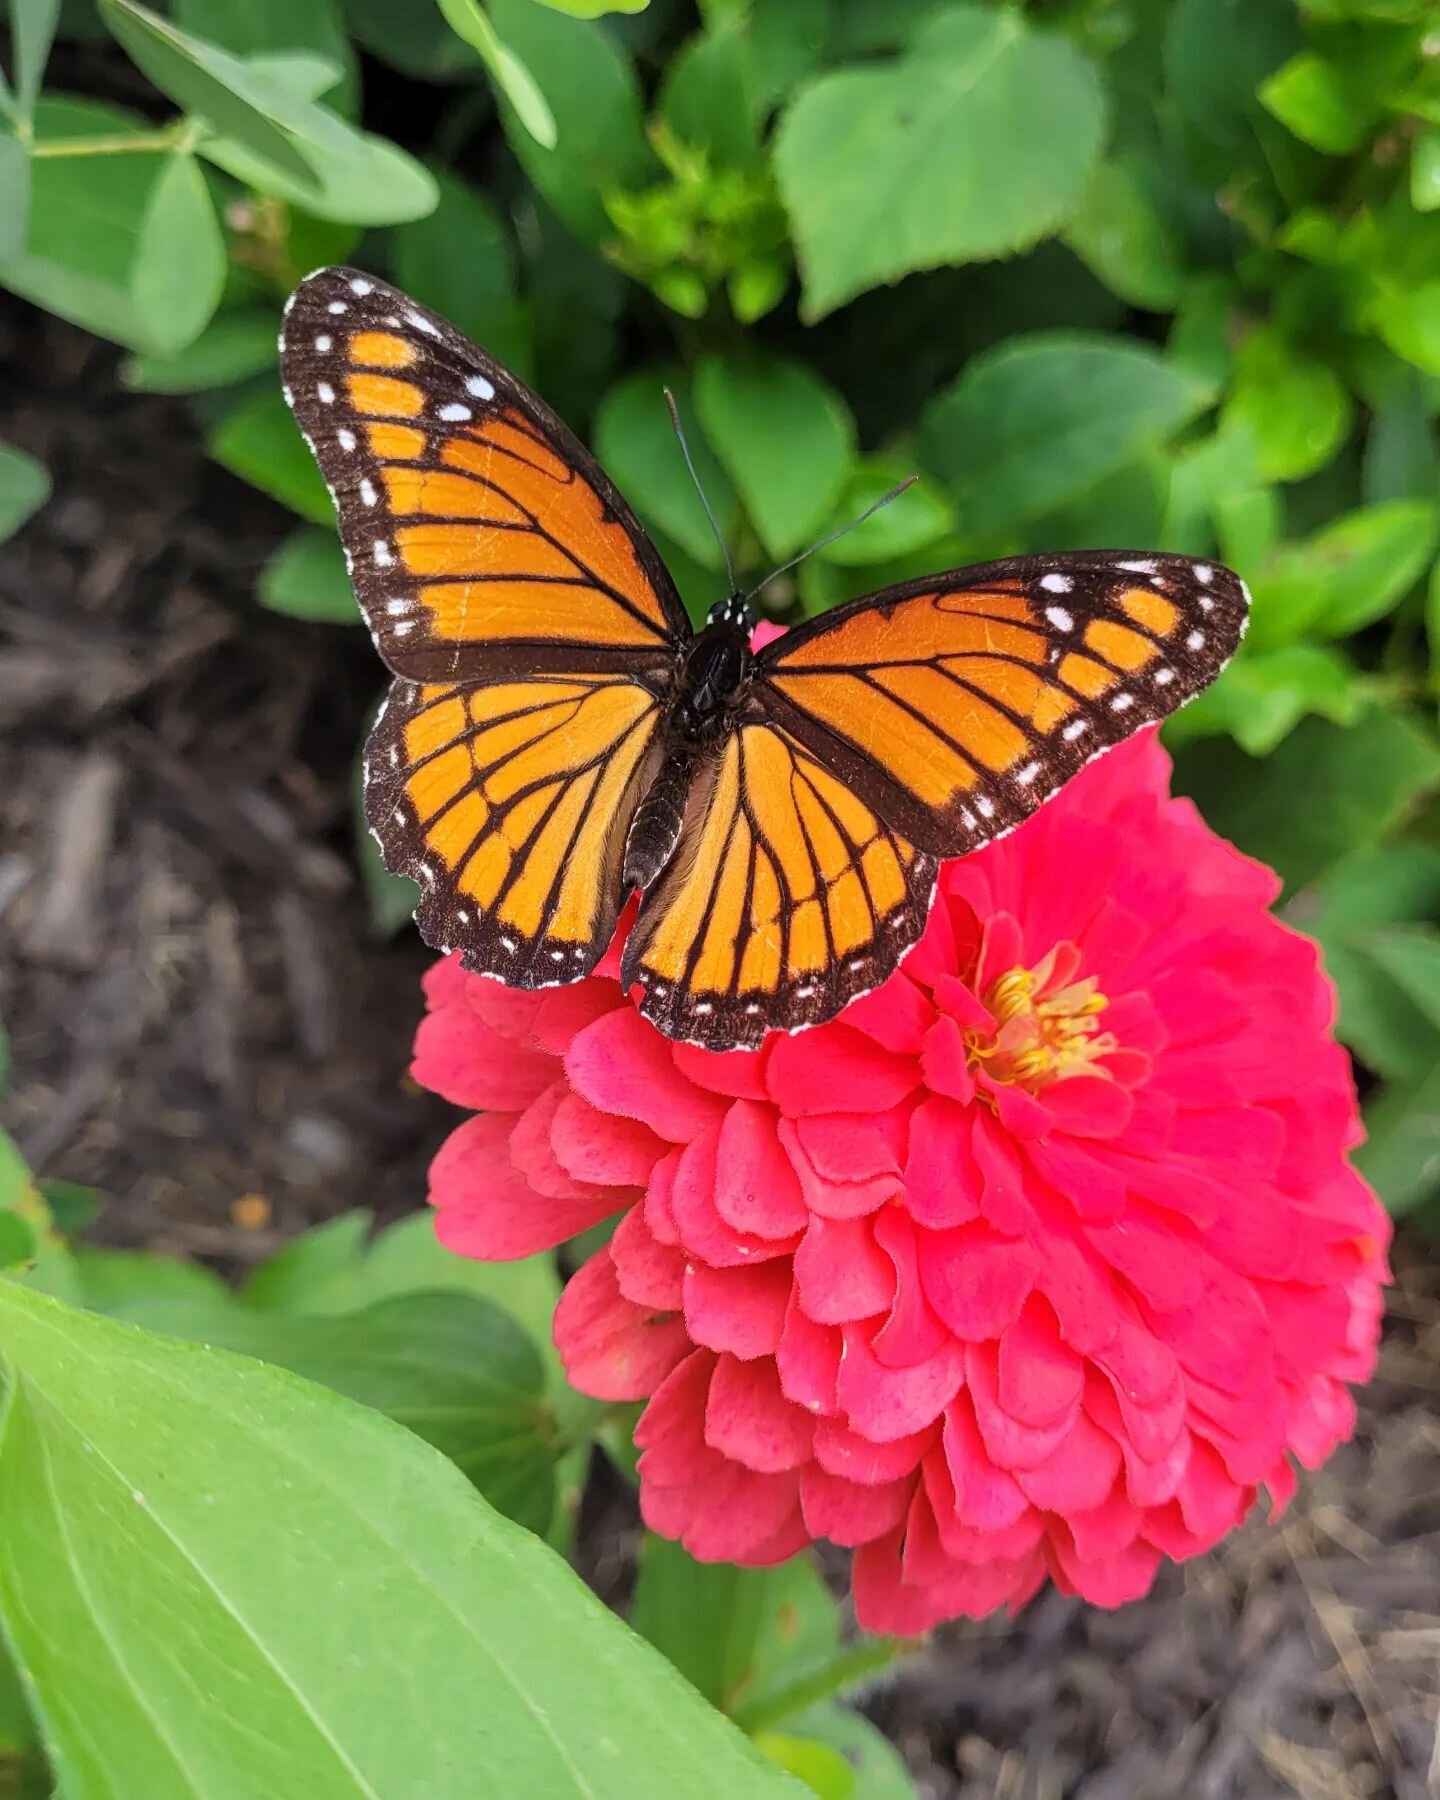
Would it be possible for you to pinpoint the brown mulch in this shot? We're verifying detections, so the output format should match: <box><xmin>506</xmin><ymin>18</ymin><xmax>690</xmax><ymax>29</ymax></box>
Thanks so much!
<box><xmin>2</xmin><ymin>298</ymin><xmax>1438</xmax><ymax>1800</ymax></box>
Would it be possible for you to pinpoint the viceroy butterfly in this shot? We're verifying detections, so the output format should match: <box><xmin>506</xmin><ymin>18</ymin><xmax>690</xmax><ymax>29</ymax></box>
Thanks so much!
<box><xmin>281</xmin><ymin>268</ymin><xmax>1247</xmax><ymax>1052</ymax></box>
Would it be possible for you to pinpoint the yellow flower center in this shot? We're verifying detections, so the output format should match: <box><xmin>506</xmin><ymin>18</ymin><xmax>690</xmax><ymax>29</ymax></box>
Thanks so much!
<box><xmin>969</xmin><ymin>946</ymin><xmax>1116</xmax><ymax>1090</ymax></box>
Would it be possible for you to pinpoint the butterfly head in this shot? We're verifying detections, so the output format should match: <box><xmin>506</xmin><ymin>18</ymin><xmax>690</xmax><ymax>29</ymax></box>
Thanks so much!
<box><xmin>706</xmin><ymin>592</ymin><xmax>757</xmax><ymax>635</ymax></box>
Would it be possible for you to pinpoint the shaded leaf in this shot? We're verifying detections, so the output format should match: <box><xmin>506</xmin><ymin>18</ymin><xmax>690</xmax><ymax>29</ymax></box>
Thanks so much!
<box><xmin>1220</xmin><ymin>327</ymin><xmax>1353</xmax><ymax>484</ymax></box>
<box><xmin>0</xmin><ymin>135</ymin><xmax>30</xmax><ymax>261</ymax></box>
<box><xmin>392</xmin><ymin>165</ymin><xmax>528</xmax><ymax>368</ymax></box>
<box><xmin>776</xmin><ymin>8</ymin><xmax>1105</xmax><ymax>320</ymax></box>
<box><xmin>754</xmin><ymin>1733</ymin><xmax>854</xmax><ymax>1799</ymax></box>
<box><xmin>816</xmin><ymin>458</ymin><xmax>953</xmax><ymax>568</ymax></box>
<box><xmin>174</xmin><ymin>0</ymin><xmax>357</xmax><ymax>113</ymax></box>
<box><xmin>0</xmin><ymin>439</ymin><xmax>49</xmax><ymax>542</ymax></box>
<box><xmin>1164</xmin><ymin>643</ymin><xmax>1364</xmax><ymax>756</ymax></box>
<box><xmin>1260</xmin><ymin>51</ymin><xmax>1373</xmax><ymax>153</ymax></box>
<box><xmin>74</xmin><ymin>1247</ymin><xmax>231</xmax><ymax>1311</ymax></box>
<box><xmin>783</xmin><ymin>1706</ymin><xmax>918</xmax><ymax>1800</ymax></box>
<box><xmin>436</xmin><ymin>0</ymin><xmax>558</xmax><ymax>149</ymax></box>
<box><xmin>11</xmin><ymin>0</ymin><xmax>62</xmax><ymax>123</ymax></box>
<box><xmin>208</xmin><ymin>386</ymin><xmax>334</xmax><ymax>523</ymax></box>
<box><xmin>920</xmin><ymin>333</ymin><xmax>1209</xmax><ymax>535</ymax></box>
<box><xmin>695</xmin><ymin>351</ymin><xmax>854</xmax><ymax>560</ymax></box>
<box><xmin>260</xmin><ymin>525</ymin><xmax>359</xmax><ymax>622</ymax></box>
<box><xmin>660</xmin><ymin>18</ymin><xmax>758</xmax><ymax>167</ymax></box>
<box><xmin>0</xmin><ymin>1283</ymin><xmax>796</xmax><ymax>1799</ymax></box>
<box><xmin>595</xmin><ymin>366</ymin><xmax>739</xmax><ymax>570</ymax></box>
<box><xmin>1248</xmin><ymin>500</ymin><xmax>1439</xmax><ymax>648</ymax></box>
<box><xmin>121</xmin><ymin>307</ymin><xmax>279</xmax><ymax>392</ymax></box>
<box><xmin>1064</xmin><ymin>156</ymin><xmax>1188</xmax><ymax>311</ymax></box>
<box><xmin>131</xmin><ymin>150</ymin><xmax>226</xmax><ymax>354</ymax></box>
<box><xmin>1354</xmin><ymin>1065</ymin><xmax>1440</xmax><ymax>1215</ymax></box>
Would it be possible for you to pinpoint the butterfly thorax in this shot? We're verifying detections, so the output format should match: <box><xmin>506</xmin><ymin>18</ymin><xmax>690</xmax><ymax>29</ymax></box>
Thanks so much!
<box><xmin>673</xmin><ymin>617</ymin><xmax>753</xmax><ymax>746</ymax></box>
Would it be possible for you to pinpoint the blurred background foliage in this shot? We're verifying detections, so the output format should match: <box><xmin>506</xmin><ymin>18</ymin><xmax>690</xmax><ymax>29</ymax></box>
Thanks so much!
<box><xmin>1</xmin><ymin>0</ymin><xmax>1439</xmax><ymax>1197</ymax></box>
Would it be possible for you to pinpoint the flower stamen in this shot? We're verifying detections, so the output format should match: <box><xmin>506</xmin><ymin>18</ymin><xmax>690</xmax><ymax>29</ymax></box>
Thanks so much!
<box><xmin>969</xmin><ymin>944</ymin><xmax>1116</xmax><ymax>1089</ymax></box>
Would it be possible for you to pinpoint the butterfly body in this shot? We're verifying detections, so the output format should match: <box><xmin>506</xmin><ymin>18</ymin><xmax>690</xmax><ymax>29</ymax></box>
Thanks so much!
<box><xmin>281</xmin><ymin>268</ymin><xmax>1249</xmax><ymax>1052</ymax></box>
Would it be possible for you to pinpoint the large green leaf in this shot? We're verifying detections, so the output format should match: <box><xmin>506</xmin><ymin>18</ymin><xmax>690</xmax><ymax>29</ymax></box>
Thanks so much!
<box><xmin>122</xmin><ymin>308</ymin><xmax>279</xmax><ymax>393</ymax></box>
<box><xmin>1172</xmin><ymin>707</ymin><xmax>1440</xmax><ymax>894</ymax></box>
<box><xmin>198</xmin><ymin>51</ymin><xmax>438</xmax><ymax>225</ymax></box>
<box><xmin>1247</xmin><ymin>500</ymin><xmax>1439</xmax><ymax>648</ymax></box>
<box><xmin>435</xmin><ymin>0</ymin><xmax>558</xmax><ymax>149</ymax></box>
<box><xmin>815</xmin><ymin>458</ymin><xmax>953</xmax><ymax>568</ymax></box>
<box><xmin>209</xmin><ymin>387</ymin><xmax>334</xmax><ymax>523</ymax></box>
<box><xmin>594</xmin><ymin>367</ymin><xmax>739</xmax><ymax>571</ymax></box>
<box><xmin>131</xmin><ymin>149</ymin><xmax>226</xmax><ymax>354</ymax></box>
<box><xmin>659</xmin><ymin>18</ymin><xmax>759</xmax><ymax>168</ymax></box>
<box><xmin>1164</xmin><ymin>642</ymin><xmax>1364</xmax><ymax>756</ymax></box>
<box><xmin>391</xmin><ymin>166</ymin><xmax>527</xmax><ymax>368</ymax></box>
<box><xmin>174</xmin><ymin>0</ymin><xmax>357</xmax><ymax>112</ymax></box>
<box><xmin>0</xmin><ymin>439</ymin><xmax>49</xmax><ymax>542</ymax></box>
<box><xmin>116</xmin><ymin>1289</ymin><xmax>561</xmax><ymax>1534</ymax></box>
<box><xmin>1063</xmin><ymin>155</ymin><xmax>1188</xmax><ymax>311</ymax></box>
<box><xmin>694</xmin><ymin>352</ymin><xmax>854</xmax><ymax>561</ymax></box>
<box><xmin>0</xmin><ymin>1283</ymin><xmax>796</xmax><ymax>1799</ymax></box>
<box><xmin>10</xmin><ymin>0</ymin><xmax>63</xmax><ymax>123</ymax></box>
<box><xmin>1220</xmin><ymin>327</ymin><xmax>1353</xmax><ymax>484</ymax></box>
<box><xmin>0</xmin><ymin>98</ymin><xmax>210</xmax><ymax>352</ymax></box>
<box><xmin>1163</xmin><ymin>0</ymin><xmax>1301</xmax><ymax>163</ymax></box>
<box><xmin>99</xmin><ymin>0</ymin><xmax>318</xmax><ymax>182</ymax></box>
<box><xmin>920</xmin><ymin>334</ymin><xmax>1210</xmax><ymax>536</ymax></box>
<box><xmin>487</xmin><ymin>0</ymin><xmax>653</xmax><ymax>243</ymax></box>
<box><xmin>774</xmin><ymin>7</ymin><xmax>1105</xmax><ymax>320</ymax></box>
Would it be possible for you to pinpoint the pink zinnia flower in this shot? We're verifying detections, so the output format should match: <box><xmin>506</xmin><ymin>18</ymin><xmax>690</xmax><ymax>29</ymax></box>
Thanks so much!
<box><xmin>414</xmin><ymin>723</ymin><xmax>1390</xmax><ymax>1634</ymax></box>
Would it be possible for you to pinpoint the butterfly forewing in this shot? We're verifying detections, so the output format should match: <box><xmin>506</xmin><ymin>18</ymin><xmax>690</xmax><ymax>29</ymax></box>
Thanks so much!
<box><xmin>754</xmin><ymin>552</ymin><xmax>1247</xmax><ymax>856</ymax></box>
<box><xmin>280</xmin><ymin>267</ymin><xmax>689</xmax><ymax>683</ymax></box>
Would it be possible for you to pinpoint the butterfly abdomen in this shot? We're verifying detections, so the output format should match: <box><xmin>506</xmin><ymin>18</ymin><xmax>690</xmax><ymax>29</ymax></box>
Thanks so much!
<box><xmin>624</xmin><ymin>751</ymin><xmax>696</xmax><ymax>891</ymax></box>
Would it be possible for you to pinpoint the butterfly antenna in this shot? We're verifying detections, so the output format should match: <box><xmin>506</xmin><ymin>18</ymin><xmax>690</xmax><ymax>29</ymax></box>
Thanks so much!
<box><xmin>745</xmin><ymin>476</ymin><xmax>918</xmax><ymax>604</ymax></box>
<box><xmin>664</xmin><ymin>388</ymin><xmax>738</xmax><ymax>593</ymax></box>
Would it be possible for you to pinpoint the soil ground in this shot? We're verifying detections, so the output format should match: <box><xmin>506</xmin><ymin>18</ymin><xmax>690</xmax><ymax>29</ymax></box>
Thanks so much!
<box><xmin>2</xmin><ymin>298</ymin><xmax>1437</xmax><ymax>1800</ymax></box>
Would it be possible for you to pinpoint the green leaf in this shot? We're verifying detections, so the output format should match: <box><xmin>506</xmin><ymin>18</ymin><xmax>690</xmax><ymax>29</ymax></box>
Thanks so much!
<box><xmin>754</xmin><ymin>1733</ymin><xmax>854</xmax><ymax>1800</ymax></box>
<box><xmin>775</xmin><ymin>7</ymin><xmax>1105</xmax><ymax>320</ymax></box>
<box><xmin>749</xmin><ymin>0</ymin><xmax>828</xmax><ymax>115</ymax></box>
<box><xmin>1260</xmin><ymin>51</ymin><xmax>1373</xmax><ymax>153</ymax></box>
<box><xmin>1220</xmin><ymin>328</ymin><xmax>1353</xmax><ymax>484</ymax></box>
<box><xmin>0</xmin><ymin>1130</ymin><xmax>79</xmax><ymax>1304</ymax></box>
<box><xmin>487</xmin><ymin>0</ymin><xmax>652</xmax><ymax>242</ymax></box>
<box><xmin>0</xmin><ymin>98</ymin><xmax>200</xmax><ymax>352</ymax></box>
<box><xmin>530</xmin><ymin>0</ymin><xmax>650</xmax><ymax>13</ymax></box>
<box><xmin>99</xmin><ymin>0</ymin><xmax>318</xmax><ymax>183</ymax></box>
<box><xmin>782</xmin><ymin>1706</ymin><xmax>918</xmax><ymax>1800</ymax></box>
<box><xmin>0</xmin><ymin>1283</ymin><xmax>796</xmax><ymax>1799</ymax></box>
<box><xmin>1171</xmin><ymin>706</ymin><xmax>1440</xmax><ymax>894</ymax></box>
<box><xmin>1361</xmin><ymin>927</ymin><xmax>1440</xmax><ymax>1038</ymax></box>
<box><xmin>1354</xmin><ymin>1065</ymin><xmax>1440</xmax><ymax>1216</ymax></box>
<box><xmin>920</xmin><ymin>333</ymin><xmax>1210</xmax><ymax>536</ymax></box>
<box><xmin>0</xmin><ymin>439</ymin><xmax>49</xmax><ymax>542</ymax></box>
<box><xmin>1362</xmin><ymin>374</ymin><xmax>1440</xmax><ymax>503</ymax></box>
<box><xmin>660</xmin><ymin>19</ymin><xmax>758</xmax><ymax>167</ymax></box>
<box><xmin>1164</xmin><ymin>643</ymin><xmax>1364</xmax><ymax>756</ymax></box>
<box><xmin>595</xmin><ymin>367</ymin><xmax>739</xmax><ymax>571</ymax></box>
<box><xmin>0</xmin><ymin>135</ymin><xmax>30</xmax><ymax>261</ymax></box>
<box><xmin>1413</xmin><ymin>128</ymin><xmax>1440</xmax><ymax>212</ymax></box>
<box><xmin>121</xmin><ymin>307</ymin><xmax>278</xmax><ymax>392</ymax></box>
<box><xmin>1163</xmin><ymin>0</ymin><xmax>1302</xmax><ymax>163</ymax></box>
<box><xmin>131</xmin><ymin>150</ymin><xmax>225</xmax><ymax>353</ymax></box>
<box><xmin>199</xmin><ymin>51</ymin><xmax>439</xmax><ymax>226</ymax></box>
<box><xmin>1296</xmin><ymin>846</ymin><xmax>1440</xmax><ymax>1083</ymax></box>
<box><xmin>435</xmin><ymin>0</ymin><xmax>558</xmax><ymax>149</ymax></box>
<box><xmin>340</xmin><ymin>0</ymin><xmax>479</xmax><ymax>77</ymax></box>
<box><xmin>36</xmin><ymin>1178</ymin><xmax>102</xmax><ymax>1238</ymax></box>
<box><xmin>73</xmin><ymin>1246</ymin><xmax>231</xmax><ymax>1311</ymax></box>
<box><xmin>0</xmin><ymin>1212</ymin><xmax>37</xmax><ymax>1269</ymax></box>
<box><xmin>209</xmin><ymin>386</ymin><xmax>334</xmax><ymax>523</ymax></box>
<box><xmin>1064</xmin><ymin>156</ymin><xmax>1188</xmax><ymax>311</ymax></box>
<box><xmin>260</xmin><ymin>525</ymin><xmax>359</xmax><ymax>622</ymax></box>
<box><xmin>1372</xmin><ymin>279</ymin><xmax>1440</xmax><ymax>376</ymax></box>
<box><xmin>174</xmin><ymin>0</ymin><xmax>357</xmax><ymax>113</ymax></box>
<box><xmin>1248</xmin><ymin>500</ymin><xmax>1439</xmax><ymax>648</ymax></box>
<box><xmin>242</xmin><ymin>1209</ymin><xmax>372</xmax><ymax>1310</ymax></box>
<box><xmin>694</xmin><ymin>352</ymin><xmax>854</xmax><ymax>561</ymax></box>
<box><xmin>392</xmin><ymin>165</ymin><xmax>526</xmax><ymax>366</ymax></box>
<box><xmin>0</xmin><ymin>1631</ymin><xmax>35</xmax><ymax>1757</ymax></box>
<box><xmin>10</xmin><ymin>0</ymin><xmax>61</xmax><ymax>123</ymax></box>
<box><xmin>816</xmin><ymin>458</ymin><xmax>953</xmax><ymax>568</ymax></box>
<box><xmin>122</xmin><ymin>1289</ymin><xmax>562</xmax><ymax>1533</ymax></box>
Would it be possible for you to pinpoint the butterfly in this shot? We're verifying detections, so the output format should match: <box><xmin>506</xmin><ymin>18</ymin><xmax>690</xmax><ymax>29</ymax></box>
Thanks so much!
<box><xmin>280</xmin><ymin>267</ymin><xmax>1248</xmax><ymax>1053</ymax></box>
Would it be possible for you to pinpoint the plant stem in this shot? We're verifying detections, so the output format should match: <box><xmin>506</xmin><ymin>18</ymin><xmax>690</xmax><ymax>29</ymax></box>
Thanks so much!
<box><xmin>730</xmin><ymin>1637</ymin><xmax>911</xmax><ymax>1734</ymax></box>
<box><xmin>29</xmin><ymin>127</ymin><xmax>184</xmax><ymax>159</ymax></box>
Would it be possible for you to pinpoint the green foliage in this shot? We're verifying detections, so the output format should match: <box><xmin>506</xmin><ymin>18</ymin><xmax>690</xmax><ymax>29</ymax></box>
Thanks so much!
<box><xmin>0</xmin><ymin>1282</ymin><xmax>796</xmax><ymax>1800</ymax></box>
<box><xmin>0</xmin><ymin>439</ymin><xmax>49</xmax><ymax>541</ymax></box>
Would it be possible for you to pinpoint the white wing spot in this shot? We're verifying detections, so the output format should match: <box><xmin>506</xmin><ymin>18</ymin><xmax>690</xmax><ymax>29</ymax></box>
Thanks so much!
<box><xmin>349</xmin><ymin>277</ymin><xmax>375</xmax><ymax>296</ymax></box>
<box><xmin>388</xmin><ymin>745</ymin><xmax>400</xmax><ymax>767</ymax></box>
<box><xmin>1155</xmin><ymin>667</ymin><xmax>1176</xmax><ymax>687</ymax></box>
<box><xmin>976</xmin><ymin>797</ymin><xmax>996</xmax><ymax>820</ymax></box>
<box><xmin>1041</xmin><ymin>573</ymin><xmax>1073</xmax><ymax>594</ymax></box>
<box><xmin>1186</xmin><ymin>630</ymin><xmax>1205</xmax><ymax>650</ymax></box>
<box><xmin>501</xmin><ymin>935</ymin><xmax>517</xmax><ymax>952</ymax></box>
<box><xmin>327</xmin><ymin>301</ymin><xmax>348</xmax><ymax>315</ymax></box>
<box><xmin>374</xmin><ymin>540</ymin><xmax>394</xmax><ymax>567</ymax></box>
<box><xmin>466</xmin><ymin>374</ymin><xmax>496</xmax><ymax>400</ymax></box>
<box><xmin>360</xmin><ymin>478</ymin><xmax>378</xmax><ymax>507</ymax></box>
<box><xmin>1196</xmin><ymin>564</ymin><xmax>1214</xmax><ymax>584</ymax></box>
<box><xmin>1016</xmin><ymin>762</ymin><xmax>1040</xmax><ymax>786</ymax></box>
<box><xmin>438</xmin><ymin>402</ymin><xmax>471</xmax><ymax>422</ymax></box>
<box><xmin>385</xmin><ymin>597</ymin><xmax>411</xmax><ymax>615</ymax></box>
<box><xmin>745</xmin><ymin>1003</ymin><xmax>761</xmax><ymax>1016</ymax></box>
<box><xmin>795</xmin><ymin>986</ymin><xmax>816</xmax><ymax>999</ymax></box>
<box><xmin>1200</xmin><ymin>596</ymin><xmax>1215</xmax><ymax>613</ymax></box>
<box><xmin>695</xmin><ymin>1001</ymin><xmax>714</xmax><ymax>1014</ymax></box>
<box><xmin>550</xmin><ymin>949</ymin><xmax>565</xmax><ymax>962</ymax></box>
<box><xmin>457</xmin><ymin>908</ymin><xmax>470</xmax><ymax>924</ymax></box>
<box><xmin>1111</xmin><ymin>692</ymin><xmax>1135</xmax><ymax>712</ymax></box>
<box><xmin>337</xmin><ymin>428</ymin><xmax>357</xmax><ymax>452</ymax></box>
<box><xmin>1118</xmin><ymin>559</ymin><xmax>1157</xmax><ymax>575</ymax></box>
<box><xmin>1045</xmin><ymin>605</ymin><xmax>1074</xmax><ymax>632</ymax></box>
<box><xmin>960</xmin><ymin>808</ymin><xmax>976</xmax><ymax>829</ymax></box>
<box><xmin>317</xmin><ymin>381</ymin><xmax>336</xmax><ymax>404</ymax></box>
<box><xmin>407</xmin><ymin>311</ymin><xmax>442</xmax><ymax>339</ymax></box>
<box><xmin>314</xmin><ymin>334</ymin><xmax>332</xmax><ymax>352</ymax></box>
<box><xmin>392</xmin><ymin>620</ymin><xmax>415</xmax><ymax>636</ymax></box>
<box><xmin>1063</xmin><ymin>719</ymin><xmax>1088</xmax><ymax>742</ymax></box>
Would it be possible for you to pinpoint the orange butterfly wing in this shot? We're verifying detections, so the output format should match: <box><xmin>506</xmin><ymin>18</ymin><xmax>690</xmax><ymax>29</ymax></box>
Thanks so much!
<box><xmin>280</xmin><ymin>266</ymin><xmax>688</xmax><ymax>683</ymax></box>
<box><xmin>281</xmin><ymin>268</ymin><xmax>684</xmax><ymax>985</ymax></box>
<box><xmin>755</xmin><ymin>553</ymin><xmax>1248</xmax><ymax>855</ymax></box>
<box><xmin>620</xmin><ymin>720</ymin><xmax>936</xmax><ymax>1049</ymax></box>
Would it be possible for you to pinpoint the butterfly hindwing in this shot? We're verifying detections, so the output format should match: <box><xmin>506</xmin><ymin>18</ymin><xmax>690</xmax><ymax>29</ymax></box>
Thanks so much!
<box><xmin>280</xmin><ymin>267</ymin><xmax>689</xmax><ymax>683</ymax></box>
<box><xmin>365</xmin><ymin>672</ymin><xmax>665</xmax><ymax>985</ymax></box>
<box><xmin>755</xmin><ymin>551</ymin><xmax>1248</xmax><ymax>856</ymax></box>
<box><xmin>620</xmin><ymin>720</ymin><xmax>938</xmax><ymax>1049</ymax></box>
